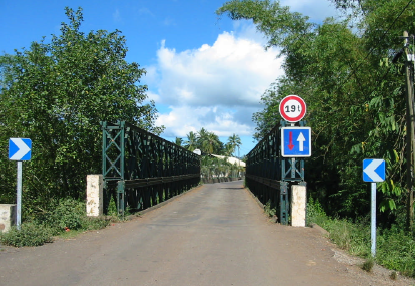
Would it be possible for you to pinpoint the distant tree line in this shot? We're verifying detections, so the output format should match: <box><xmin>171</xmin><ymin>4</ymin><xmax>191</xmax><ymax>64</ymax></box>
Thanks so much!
<box><xmin>174</xmin><ymin>129</ymin><xmax>244</xmax><ymax>182</ymax></box>
<box><xmin>175</xmin><ymin>128</ymin><xmax>242</xmax><ymax>157</ymax></box>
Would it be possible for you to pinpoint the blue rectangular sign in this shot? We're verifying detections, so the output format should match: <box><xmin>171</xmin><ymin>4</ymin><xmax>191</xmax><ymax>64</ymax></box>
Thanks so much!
<box><xmin>363</xmin><ymin>159</ymin><xmax>385</xmax><ymax>182</ymax></box>
<box><xmin>281</xmin><ymin>127</ymin><xmax>311</xmax><ymax>157</ymax></box>
<box><xmin>9</xmin><ymin>138</ymin><xmax>32</xmax><ymax>160</ymax></box>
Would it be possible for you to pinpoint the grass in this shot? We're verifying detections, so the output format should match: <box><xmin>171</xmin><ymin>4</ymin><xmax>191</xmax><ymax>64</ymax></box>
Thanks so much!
<box><xmin>307</xmin><ymin>198</ymin><xmax>415</xmax><ymax>278</ymax></box>
<box><xmin>362</xmin><ymin>258</ymin><xmax>375</xmax><ymax>272</ymax></box>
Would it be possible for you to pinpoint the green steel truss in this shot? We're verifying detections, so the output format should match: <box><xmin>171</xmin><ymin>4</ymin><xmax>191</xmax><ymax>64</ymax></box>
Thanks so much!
<box><xmin>245</xmin><ymin>120</ymin><xmax>306</xmax><ymax>225</ymax></box>
<box><xmin>101</xmin><ymin>121</ymin><xmax>200</xmax><ymax>215</ymax></box>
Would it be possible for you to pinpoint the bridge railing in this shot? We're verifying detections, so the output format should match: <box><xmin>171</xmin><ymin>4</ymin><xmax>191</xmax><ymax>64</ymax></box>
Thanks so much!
<box><xmin>246</xmin><ymin>121</ymin><xmax>306</xmax><ymax>225</ymax></box>
<box><xmin>101</xmin><ymin>121</ymin><xmax>200</xmax><ymax>214</ymax></box>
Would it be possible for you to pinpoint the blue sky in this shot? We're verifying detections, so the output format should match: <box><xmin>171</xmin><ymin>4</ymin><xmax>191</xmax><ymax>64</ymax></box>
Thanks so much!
<box><xmin>0</xmin><ymin>0</ymin><xmax>338</xmax><ymax>156</ymax></box>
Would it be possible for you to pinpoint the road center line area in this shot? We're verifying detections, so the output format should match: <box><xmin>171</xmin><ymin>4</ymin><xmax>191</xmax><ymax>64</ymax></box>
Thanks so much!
<box><xmin>0</xmin><ymin>181</ymin><xmax>411</xmax><ymax>286</ymax></box>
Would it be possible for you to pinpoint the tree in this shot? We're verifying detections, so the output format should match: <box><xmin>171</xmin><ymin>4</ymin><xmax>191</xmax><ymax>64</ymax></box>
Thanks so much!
<box><xmin>175</xmin><ymin>137</ymin><xmax>183</xmax><ymax>146</ymax></box>
<box><xmin>0</xmin><ymin>7</ymin><xmax>163</xmax><ymax>210</ymax></box>
<box><xmin>184</xmin><ymin>131</ymin><xmax>198</xmax><ymax>151</ymax></box>
<box><xmin>217</xmin><ymin>0</ymin><xmax>414</xmax><ymax>225</ymax></box>
<box><xmin>227</xmin><ymin>134</ymin><xmax>242</xmax><ymax>157</ymax></box>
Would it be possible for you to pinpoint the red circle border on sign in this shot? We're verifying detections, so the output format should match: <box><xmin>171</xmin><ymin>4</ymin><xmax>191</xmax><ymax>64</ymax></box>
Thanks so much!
<box><xmin>279</xmin><ymin>95</ymin><xmax>306</xmax><ymax>122</ymax></box>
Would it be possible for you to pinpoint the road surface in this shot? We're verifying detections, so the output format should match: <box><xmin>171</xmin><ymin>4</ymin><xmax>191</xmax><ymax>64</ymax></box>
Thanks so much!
<box><xmin>0</xmin><ymin>181</ymin><xmax>412</xmax><ymax>285</ymax></box>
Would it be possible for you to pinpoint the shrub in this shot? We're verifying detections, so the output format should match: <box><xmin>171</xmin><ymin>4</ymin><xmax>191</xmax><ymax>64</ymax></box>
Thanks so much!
<box><xmin>52</xmin><ymin>198</ymin><xmax>85</xmax><ymax>230</ymax></box>
<box><xmin>0</xmin><ymin>222</ymin><xmax>53</xmax><ymax>247</ymax></box>
<box><xmin>264</xmin><ymin>200</ymin><xmax>276</xmax><ymax>218</ymax></box>
<box><xmin>1</xmin><ymin>197</ymin><xmax>110</xmax><ymax>247</ymax></box>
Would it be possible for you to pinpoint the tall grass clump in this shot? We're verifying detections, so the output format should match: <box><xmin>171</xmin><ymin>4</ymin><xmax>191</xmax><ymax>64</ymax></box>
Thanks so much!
<box><xmin>376</xmin><ymin>226</ymin><xmax>415</xmax><ymax>277</ymax></box>
<box><xmin>308</xmin><ymin>198</ymin><xmax>369</xmax><ymax>256</ymax></box>
<box><xmin>306</xmin><ymin>197</ymin><xmax>327</xmax><ymax>227</ymax></box>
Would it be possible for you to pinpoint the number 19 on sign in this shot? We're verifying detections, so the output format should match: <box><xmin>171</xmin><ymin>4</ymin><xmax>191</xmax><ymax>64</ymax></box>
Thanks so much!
<box><xmin>279</xmin><ymin>95</ymin><xmax>307</xmax><ymax>122</ymax></box>
<box><xmin>285</xmin><ymin>104</ymin><xmax>301</xmax><ymax>113</ymax></box>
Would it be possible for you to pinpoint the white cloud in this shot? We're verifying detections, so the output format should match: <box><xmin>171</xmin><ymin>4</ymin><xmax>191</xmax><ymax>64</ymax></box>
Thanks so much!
<box><xmin>155</xmin><ymin>105</ymin><xmax>253</xmax><ymax>138</ymax></box>
<box><xmin>144</xmin><ymin>24</ymin><xmax>284</xmax><ymax>144</ymax></box>
<box><xmin>151</xmin><ymin>31</ymin><xmax>282</xmax><ymax>108</ymax></box>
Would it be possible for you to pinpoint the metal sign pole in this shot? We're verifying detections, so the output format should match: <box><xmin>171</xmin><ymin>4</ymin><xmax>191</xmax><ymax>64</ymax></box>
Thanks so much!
<box><xmin>9</xmin><ymin>138</ymin><xmax>32</xmax><ymax>230</ymax></box>
<box><xmin>17</xmin><ymin>161</ymin><xmax>22</xmax><ymax>230</ymax></box>
<box><xmin>371</xmin><ymin>182</ymin><xmax>377</xmax><ymax>257</ymax></box>
<box><xmin>363</xmin><ymin>158</ymin><xmax>385</xmax><ymax>257</ymax></box>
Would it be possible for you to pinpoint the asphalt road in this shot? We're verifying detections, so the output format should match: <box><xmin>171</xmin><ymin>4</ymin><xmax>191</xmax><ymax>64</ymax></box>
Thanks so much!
<box><xmin>0</xmin><ymin>181</ymin><xmax>411</xmax><ymax>286</ymax></box>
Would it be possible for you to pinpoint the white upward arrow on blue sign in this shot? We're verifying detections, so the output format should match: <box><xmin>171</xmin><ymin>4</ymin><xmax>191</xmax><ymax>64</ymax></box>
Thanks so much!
<box><xmin>363</xmin><ymin>159</ymin><xmax>385</xmax><ymax>182</ymax></box>
<box><xmin>281</xmin><ymin>127</ymin><xmax>311</xmax><ymax>157</ymax></box>
<box><xmin>9</xmin><ymin>138</ymin><xmax>32</xmax><ymax>160</ymax></box>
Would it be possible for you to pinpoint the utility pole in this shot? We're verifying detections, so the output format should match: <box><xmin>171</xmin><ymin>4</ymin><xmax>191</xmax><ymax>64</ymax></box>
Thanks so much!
<box><xmin>404</xmin><ymin>31</ymin><xmax>415</xmax><ymax>231</ymax></box>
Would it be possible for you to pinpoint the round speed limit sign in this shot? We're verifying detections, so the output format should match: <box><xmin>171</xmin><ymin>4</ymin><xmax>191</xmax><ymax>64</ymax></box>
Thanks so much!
<box><xmin>279</xmin><ymin>95</ymin><xmax>306</xmax><ymax>122</ymax></box>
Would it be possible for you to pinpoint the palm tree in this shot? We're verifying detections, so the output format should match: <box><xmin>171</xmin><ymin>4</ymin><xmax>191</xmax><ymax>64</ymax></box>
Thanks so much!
<box><xmin>204</xmin><ymin>132</ymin><xmax>221</xmax><ymax>154</ymax></box>
<box><xmin>227</xmin><ymin>134</ymin><xmax>242</xmax><ymax>157</ymax></box>
<box><xmin>175</xmin><ymin>137</ymin><xmax>183</xmax><ymax>146</ymax></box>
<box><xmin>197</xmin><ymin>128</ymin><xmax>221</xmax><ymax>154</ymax></box>
<box><xmin>184</xmin><ymin>131</ymin><xmax>198</xmax><ymax>151</ymax></box>
<box><xmin>224</xmin><ymin>143</ymin><xmax>234</xmax><ymax>156</ymax></box>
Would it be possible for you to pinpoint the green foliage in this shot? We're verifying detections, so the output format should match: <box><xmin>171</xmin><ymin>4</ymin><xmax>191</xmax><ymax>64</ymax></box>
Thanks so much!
<box><xmin>306</xmin><ymin>197</ymin><xmax>327</xmax><ymax>226</ymax></box>
<box><xmin>307</xmin><ymin>199</ymin><xmax>415</xmax><ymax>277</ymax></box>
<box><xmin>227</xmin><ymin>134</ymin><xmax>242</xmax><ymax>157</ymax></box>
<box><xmin>0</xmin><ymin>7</ymin><xmax>163</xmax><ymax>208</ymax></box>
<box><xmin>107</xmin><ymin>196</ymin><xmax>118</xmax><ymax>217</ymax></box>
<box><xmin>49</xmin><ymin>198</ymin><xmax>85</xmax><ymax>231</ymax></box>
<box><xmin>218</xmin><ymin>0</ymin><xmax>415</xmax><ymax>227</ymax></box>
<box><xmin>1</xmin><ymin>198</ymin><xmax>109</xmax><ymax>247</ymax></box>
<box><xmin>181</xmin><ymin>128</ymin><xmax>242</xmax><ymax>158</ymax></box>
<box><xmin>0</xmin><ymin>223</ymin><xmax>53</xmax><ymax>247</ymax></box>
<box><xmin>264</xmin><ymin>200</ymin><xmax>276</xmax><ymax>218</ymax></box>
<box><xmin>200</xmin><ymin>155</ymin><xmax>244</xmax><ymax>181</ymax></box>
<box><xmin>376</xmin><ymin>226</ymin><xmax>415</xmax><ymax>277</ymax></box>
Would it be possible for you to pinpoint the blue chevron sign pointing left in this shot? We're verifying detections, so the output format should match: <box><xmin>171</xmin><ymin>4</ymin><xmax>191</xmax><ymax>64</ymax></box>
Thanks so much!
<box><xmin>9</xmin><ymin>138</ymin><xmax>32</xmax><ymax>160</ymax></box>
<box><xmin>363</xmin><ymin>159</ymin><xmax>385</xmax><ymax>182</ymax></box>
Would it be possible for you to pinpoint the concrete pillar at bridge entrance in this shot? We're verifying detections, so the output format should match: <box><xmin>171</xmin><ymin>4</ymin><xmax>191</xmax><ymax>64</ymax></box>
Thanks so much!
<box><xmin>86</xmin><ymin>175</ymin><xmax>103</xmax><ymax>217</ymax></box>
<box><xmin>291</xmin><ymin>185</ymin><xmax>306</xmax><ymax>227</ymax></box>
<box><xmin>0</xmin><ymin>204</ymin><xmax>16</xmax><ymax>233</ymax></box>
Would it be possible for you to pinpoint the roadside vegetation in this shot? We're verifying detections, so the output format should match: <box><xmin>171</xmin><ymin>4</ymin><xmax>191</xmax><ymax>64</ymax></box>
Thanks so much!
<box><xmin>0</xmin><ymin>198</ymin><xmax>111</xmax><ymax>247</ymax></box>
<box><xmin>0</xmin><ymin>8</ymin><xmax>163</xmax><ymax>213</ymax></box>
<box><xmin>216</xmin><ymin>0</ymin><xmax>415</xmax><ymax>278</ymax></box>
<box><xmin>0</xmin><ymin>8</ymin><xmax>161</xmax><ymax>247</ymax></box>
<box><xmin>307</xmin><ymin>198</ymin><xmax>415</xmax><ymax>278</ymax></box>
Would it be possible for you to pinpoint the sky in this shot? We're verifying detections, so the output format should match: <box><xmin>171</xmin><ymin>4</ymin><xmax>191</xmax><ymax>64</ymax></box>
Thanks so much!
<box><xmin>0</xmin><ymin>0</ymin><xmax>338</xmax><ymax>156</ymax></box>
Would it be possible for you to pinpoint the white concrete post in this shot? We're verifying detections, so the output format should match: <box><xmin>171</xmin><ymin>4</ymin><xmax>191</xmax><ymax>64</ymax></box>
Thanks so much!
<box><xmin>0</xmin><ymin>204</ymin><xmax>17</xmax><ymax>233</ymax></box>
<box><xmin>86</xmin><ymin>175</ymin><xmax>103</xmax><ymax>217</ymax></box>
<box><xmin>291</xmin><ymin>185</ymin><xmax>306</xmax><ymax>227</ymax></box>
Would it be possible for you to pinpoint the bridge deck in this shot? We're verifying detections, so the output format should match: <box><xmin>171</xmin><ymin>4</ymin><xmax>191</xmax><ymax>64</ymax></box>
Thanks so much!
<box><xmin>0</xmin><ymin>181</ymin><xmax>403</xmax><ymax>285</ymax></box>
